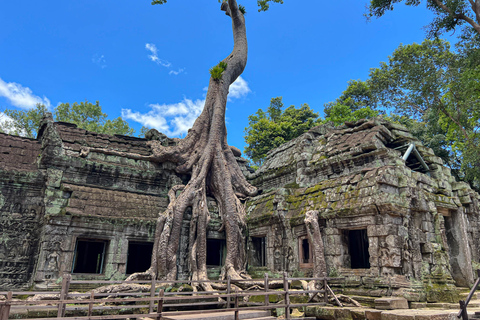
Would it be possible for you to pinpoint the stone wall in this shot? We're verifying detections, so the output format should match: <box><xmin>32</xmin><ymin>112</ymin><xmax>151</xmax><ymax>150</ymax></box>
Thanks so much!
<box><xmin>1</xmin><ymin>114</ymin><xmax>479</xmax><ymax>302</ymax></box>
<box><xmin>246</xmin><ymin>118</ymin><xmax>480</xmax><ymax>302</ymax></box>
<box><xmin>0</xmin><ymin>115</ymin><xmax>184</xmax><ymax>289</ymax></box>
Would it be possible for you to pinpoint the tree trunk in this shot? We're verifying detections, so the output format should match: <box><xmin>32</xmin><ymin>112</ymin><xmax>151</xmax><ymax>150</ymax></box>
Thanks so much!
<box><xmin>131</xmin><ymin>0</ymin><xmax>256</xmax><ymax>286</ymax></box>
<box><xmin>84</xmin><ymin>0</ymin><xmax>256</xmax><ymax>288</ymax></box>
<box><xmin>304</xmin><ymin>210</ymin><xmax>327</xmax><ymax>289</ymax></box>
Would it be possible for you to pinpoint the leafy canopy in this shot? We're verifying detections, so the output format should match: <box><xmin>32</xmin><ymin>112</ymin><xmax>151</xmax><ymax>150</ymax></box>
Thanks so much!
<box><xmin>366</xmin><ymin>38</ymin><xmax>480</xmax><ymax>190</ymax></box>
<box><xmin>151</xmin><ymin>0</ymin><xmax>283</xmax><ymax>12</ymax></box>
<box><xmin>1</xmin><ymin>101</ymin><xmax>134</xmax><ymax>139</ymax></box>
<box><xmin>244</xmin><ymin>90</ymin><xmax>381</xmax><ymax>167</ymax></box>
<box><xmin>366</xmin><ymin>0</ymin><xmax>480</xmax><ymax>37</ymax></box>
<box><xmin>244</xmin><ymin>97</ymin><xmax>320</xmax><ymax>166</ymax></box>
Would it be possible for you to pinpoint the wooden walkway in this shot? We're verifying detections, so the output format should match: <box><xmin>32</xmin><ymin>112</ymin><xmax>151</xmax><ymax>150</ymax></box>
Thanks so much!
<box><xmin>0</xmin><ymin>272</ymin><xmax>333</xmax><ymax>320</ymax></box>
<box><xmin>157</xmin><ymin>310</ymin><xmax>274</xmax><ymax>320</ymax></box>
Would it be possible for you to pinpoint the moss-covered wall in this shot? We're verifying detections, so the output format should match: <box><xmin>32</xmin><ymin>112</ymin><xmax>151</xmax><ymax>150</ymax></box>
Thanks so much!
<box><xmin>0</xmin><ymin>115</ymin><xmax>185</xmax><ymax>290</ymax></box>
<box><xmin>245</xmin><ymin>118</ymin><xmax>480</xmax><ymax>302</ymax></box>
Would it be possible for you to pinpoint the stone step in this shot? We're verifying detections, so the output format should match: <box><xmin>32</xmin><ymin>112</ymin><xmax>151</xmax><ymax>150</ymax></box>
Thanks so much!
<box><xmin>374</xmin><ymin>297</ymin><xmax>409</xmax><ymax>310</ymax></box>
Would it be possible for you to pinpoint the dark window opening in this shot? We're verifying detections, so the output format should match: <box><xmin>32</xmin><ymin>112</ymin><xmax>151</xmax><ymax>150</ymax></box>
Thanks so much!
<box><xmin>72</xmin><ymin>239</ymin><xmax>107</xmax><ymax>274</ymax></box>
<box><xmin>251</xmin><ymin>236</ymin><xmax>266</xmax><ymax>267</ymax></box>
<box><xmin>348</xmin><ymin>230</ymin><xmax>370</xmax><ymax>269</ymax></box>
<box><xmin>206</xmin><ymin>239</ymin><xmax>226</xmax><ymax>266</ymax></box>
<box><xmin>299</xmin><ymin>236</ymin><xmax>313</xmax><ymax>267</ymax></box>
<box><xmin>126</xmin><ymin>241</ymin><xmax>154</xmax><ymax>274</ymax></box>
<box><xmin>302</xmin><ymin>238</ymin><xmax>310</xmax><ymax>263</ymax></box>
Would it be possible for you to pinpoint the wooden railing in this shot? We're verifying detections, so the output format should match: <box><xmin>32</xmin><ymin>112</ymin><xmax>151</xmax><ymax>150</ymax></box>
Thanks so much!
<box><xmin>0</xmin><ymin>272</ymin><xmax>336</xmax><ymax>320</ymax></box>
<box><xmin>458</xmin><ymin>270</ymin><xmax>480</xmax><ymax>320</ymax></box>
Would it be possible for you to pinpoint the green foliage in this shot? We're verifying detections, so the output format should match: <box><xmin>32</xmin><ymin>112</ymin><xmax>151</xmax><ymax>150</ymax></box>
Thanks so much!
<box><xmin>367</xmin><ymin>38</ymin><xmax>480</xmax><ymax>190</ymax></box>
<box><xmin>55</xmin><ymin>101</ymin><xmax>135</xmax><ymax>136</ymax></box>
<box><xmin>324</xmin><ymin>79</ymin><xmax>377</xmax><ymax>118</ymax></box>
<box><xmin>218</xmin><ymin>61</ymin><xmax>228</xmax><ymax>70</ymax></box>
<box><xmin>209</xmin><ymin>61</ymin><xmax>228</xmax><ymax>80</ymax></box>
<box><xmin>323</xmin><ymin>103</ymin><xmax>379</xmax><ymax>126</ymax></box>
<box><xmin>156</xmin><ymin>0</ymin><xmax>277</xmax><ymax>13</ymax></box>
<box><xmin>1</xmin><ymin>101</ymin><xmax>135</xmax><ymax>139</ymax></box>
<box><xmin>366</xmin><ymin>0</ymin><xmax>478</xmax><ymax>37</ymax></box>
<box><xmin>239</xmin><ymin>5</ymin><xmax>246</xmax><ymax>14</ymax></box>
<box><xmin>244</xmin><ymin>97</ymin><xmax>320</xmax><ymax>166</ymax></box>
<box><xmin>140</xmin><ymin>126</ymin><xmax>151</xmax><ymax>138</ymax></box>
<box><xmin>2</xmin><ymin>104</ymin><xmax>48</xmax><ymax>138</ymax></box>
<box><xmin>257</xmin><ymin>0</ymin><xmax>284</xmax><ymax>12</ymax></box>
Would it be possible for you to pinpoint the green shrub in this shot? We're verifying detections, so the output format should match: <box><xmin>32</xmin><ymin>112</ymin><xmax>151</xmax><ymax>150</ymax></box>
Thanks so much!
<box><xmin>218</xmin><ymin>61</ymin><xmax>227</xmax><ymax>70</ymax></box>
<box><xmin>239</xmin><ymin>5</ymin><xmax>246</xmax><ymax>15</ymax></box>
<box><xmin>209</xmin><ymin>61</ymin><xmax>228</xmax><ymax>80</ymax></box>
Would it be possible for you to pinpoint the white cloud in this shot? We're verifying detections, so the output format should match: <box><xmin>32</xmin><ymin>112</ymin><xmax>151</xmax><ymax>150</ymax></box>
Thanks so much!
<box><xmin>123</xmin><ymin>77</ymin><xmax>251</xmax><ymax>138</ymax></box>
<box><xmin>145</xmin><ymin>43</ymin><xmax>171</xmax><ymax>68</ymax></box>
<box><xmin>0</xmin><ymin>77</ymin><xmax>51</xmax><ymax>109</ymax></box>
<box><xmin>92</xmin><ymin>54</ymin><xmax>107</xmax><ymax>69</ymax></box>
<box><xmin>122</xmin><ymin>98</ymin><xmax>205</xmax><ymax>137</ymax></box>
<box><xmin>228</xmin><ymin>76</ymin><xmax>251</xmax><ymax>100</ymax></box>
<box><xmin>169</xmin><ymin>68</ymin><xmax>185</xmax><ymax>76</ymax></box>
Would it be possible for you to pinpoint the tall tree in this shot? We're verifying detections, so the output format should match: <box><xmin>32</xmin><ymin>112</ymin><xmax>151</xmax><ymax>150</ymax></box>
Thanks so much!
<box><xmin>323</xmin><ymin>79</ymin><xmax>376</xmax><ymax>118</ymax></box>
<box><xmin>366</xmin><ymin>0</ymin><xmax>480</xmax><ymax>37</ymax></box>
<box><xmin>85</xmin><ymin>0</ymin><xmax>282</xmax><ymax>286</ymax></box>
<box><xmin>244</xmin><ymin>97</ymin><xmax>320</xmax><ymax>166</ymax></box>
<box><xmin>1</xmin><ymin>104</ymin><xmax>48</xmax><ymax>138</ymax></box>
<box><xmin>0</xmin><ymin>101</ymin><xmax>134</xmax><ymax>138</ymax></box>
<box><xmin>55</xmin><ymin>101</ymin><xmax>134</xmax><ymax>136</ymax></box>
<box><xmin>368</xmin><ymin>38</ymin><xmax>480</xmax><ymax>189</ymax></box>
<box><xmin>323</xmin><ymin>103</ymin><xmax>379</xmax><ymax>126</ymax></box>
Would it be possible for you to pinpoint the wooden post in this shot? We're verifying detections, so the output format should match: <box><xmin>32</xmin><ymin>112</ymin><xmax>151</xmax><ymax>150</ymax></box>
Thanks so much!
<box><xmin>149</xmin><ymin>276</ymin><xmax>156</xmax><ymax>313</ymax></box>
<box><xmin>156</xmin><ymin>289</ymin><xmax>164</xmax><ymax>320</ymax></box>
<box><xmin>87</xmin><ymin>291</ymin><xmax>94</xmax><ymax>317</ymax></box>
<box><xmin>264</xmin><ymin>273</ymin><xmax>269</xmax><ymax>306</ymax></box>
<box><xmin>0</xmin><ymin>292</ymin><xmax>12</xmax><ymax>320</ymax></box>
<box><xmin>323</xmin><ymin>272</ymin><xmax>328</xmax><ymax>304</ymax></box>
<box><xmin>57</xmin><ymin>273</ymin><xmax>71</xmax><ymax>318</ymax></box>
<box><xmin>283</xmin><ymin>272</ymin><xmax>290</xmax><ymax>320</ymax></box>
<box><xmin>459</xmin><ymin>300</ymin><xmax>468</xmax><ymax>320</ymax></box>
<box><xmin>234</xmin><ymin>288</ymin><xmax>239</xmax><ymax>320</ymax></box>
<box><xmin>226</xmin><ymin>276</ymin><xmax>231</xmax><ymax>309</ymax></box>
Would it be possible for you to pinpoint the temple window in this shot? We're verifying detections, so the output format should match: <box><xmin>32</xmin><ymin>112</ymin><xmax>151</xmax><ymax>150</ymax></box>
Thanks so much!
<box><xmin>299</xmin><ymin>236</ymin><xmax>313</xmax><ymax>268</ymax></box>
<box><xmin>347</xmin><ymin>229</ymin><xmax>370</xmax><ymax>269</ymax></box>
<box><xmin>206</xmin><ymin>239</ymin><xmax>226</xmax><ymax>267</ymax></box>
<box><xmin>251</xmin><ymin>236</ymin><xmax>266</xmax><ymax>267</ymax></box>
<box><xmin>72</xmin><ymin>239</ymin><xmax>108</xmax><ymax>274</ymax></box>
<box><xmin>126</xmin><ymin>241</ymin><xmax>154</xmax><ymax>274</ymax></box>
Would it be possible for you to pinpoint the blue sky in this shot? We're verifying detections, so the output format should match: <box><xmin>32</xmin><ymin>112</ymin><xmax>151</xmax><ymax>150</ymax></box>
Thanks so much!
<box><xmin>0</xmin><ymin>0</ymin><xmax>445</xmax><ymax>152</ymax></box>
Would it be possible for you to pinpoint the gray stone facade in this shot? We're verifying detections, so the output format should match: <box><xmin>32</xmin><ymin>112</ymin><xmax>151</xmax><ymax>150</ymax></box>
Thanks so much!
<box><xmin>245</xmin><ymin>118</ymin><xmax>480</xmax><ymax>302</ymax></box>
<box><xmin>0</xmin><ymin>116</ymin><xmax>479</xmax><ymax>302</ymax></box>
<box><xmin>0</xmin><ymin>115</ymin><xmax>182</xmax><ymax>289</ymax></box>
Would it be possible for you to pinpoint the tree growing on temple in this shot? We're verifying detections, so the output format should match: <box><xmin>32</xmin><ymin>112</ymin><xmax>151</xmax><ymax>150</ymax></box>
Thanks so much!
<box><xmin>85</xmin><ymin>0</ymin><xmax>284</xmax><ymax>287</ymax></box>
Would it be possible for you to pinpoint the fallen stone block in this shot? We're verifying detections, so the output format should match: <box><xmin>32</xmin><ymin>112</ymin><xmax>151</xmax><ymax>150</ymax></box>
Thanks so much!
<box><xmin>365</xmin><ymin>309</ymin><xmax>382</xmax><ymax>320</ymax></box>
<box><xmin>375</xmin><ymin>297</ymin><xmax>409</xmax><ymax>310</ymax></box>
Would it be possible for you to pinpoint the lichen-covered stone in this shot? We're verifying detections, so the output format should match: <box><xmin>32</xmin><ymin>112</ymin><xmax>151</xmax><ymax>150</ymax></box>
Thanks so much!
<box><xmin>246</xmin><ymin>118</ymin><xmax>480</xmax><ymax>302</ymax></box>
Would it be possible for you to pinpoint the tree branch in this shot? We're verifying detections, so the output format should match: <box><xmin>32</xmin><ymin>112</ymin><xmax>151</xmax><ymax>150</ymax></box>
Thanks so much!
<box><xmin>433</xmin><ymin>0</ymin><xmax>480</xmax><ymax>34</ymax></box>
<box><xmin>435</xmin><ymin>99</ymin><xmax>473</xmax><ymax>145</ymax></box>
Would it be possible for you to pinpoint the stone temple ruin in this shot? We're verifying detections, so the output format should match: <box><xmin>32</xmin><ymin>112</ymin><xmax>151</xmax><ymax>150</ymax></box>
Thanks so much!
<box><xmin>0</xmin><ymin>114</ymin><xmax>479</xmax><ymax>303</ymax></box>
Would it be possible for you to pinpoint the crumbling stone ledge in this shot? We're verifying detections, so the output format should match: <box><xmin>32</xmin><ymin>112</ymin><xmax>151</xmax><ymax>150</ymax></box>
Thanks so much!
<box><xmin>305</xmin><ymin>303</ymin><xmax>480</xmax><ymax>320</ymax></box>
